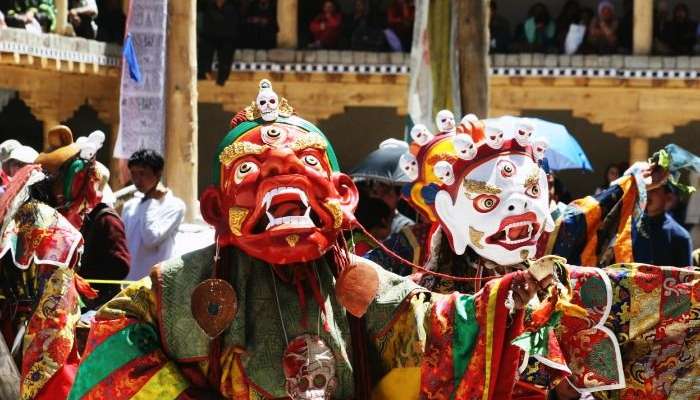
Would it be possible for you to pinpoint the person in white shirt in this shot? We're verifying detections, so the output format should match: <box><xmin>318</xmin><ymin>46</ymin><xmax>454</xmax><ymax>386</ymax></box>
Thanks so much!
<box><xmin>121</xmin><ymin>149</ymin><xmax>185</xmax><ymax>280</ymax></box>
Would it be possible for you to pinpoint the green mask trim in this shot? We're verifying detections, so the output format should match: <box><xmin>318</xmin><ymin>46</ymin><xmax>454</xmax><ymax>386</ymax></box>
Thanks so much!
<box><xmin>63</xmin><ymin>159</ymin><xmax>86</xmax><ymax>202</ymax></box>
<box><xmin>212</xmin><ymin>116</ymin><xmax>340</xmax><ymax>186</ymax></box>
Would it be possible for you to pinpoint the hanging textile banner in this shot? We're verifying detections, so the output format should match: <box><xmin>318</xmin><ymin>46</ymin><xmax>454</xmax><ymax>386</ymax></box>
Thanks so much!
<box><xmin>114</xmin><ymin>0</ymin><xmax>168</xmax><ymax>159</ymax></box>
<box><xmin>407</xmin><ymin>0</ymin><xmax>461</xmax><ymax>131</ymax></box>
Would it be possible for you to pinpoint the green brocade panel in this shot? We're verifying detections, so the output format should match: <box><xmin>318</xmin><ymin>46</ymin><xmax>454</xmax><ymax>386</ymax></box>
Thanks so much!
<box><xmin>157</xmin><ymin>246</ymin><xmax>355</xmax><ymax>398</ymax></box>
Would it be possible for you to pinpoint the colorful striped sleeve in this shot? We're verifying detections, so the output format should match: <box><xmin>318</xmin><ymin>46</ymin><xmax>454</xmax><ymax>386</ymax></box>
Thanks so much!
<box><xmin>68</xmin><ymin>278</ymin><xmax>191</xmax><ymax>399</ymax></box>
<box><xmin>371</xmin><ymin>272</ymin><xmax>526</xmax><ymax>400</ymax></box>
<box><xmin>551</xmin><ymin>175</ymin><xmax>641</xmax><ymax>266</ymax></box>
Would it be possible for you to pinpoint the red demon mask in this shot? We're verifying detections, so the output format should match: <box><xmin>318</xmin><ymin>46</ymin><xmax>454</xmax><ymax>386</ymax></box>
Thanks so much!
<box><xmin>200</xmin><ymin>80</ymin><xmax>358</xmax><ymax>265</ymax></box>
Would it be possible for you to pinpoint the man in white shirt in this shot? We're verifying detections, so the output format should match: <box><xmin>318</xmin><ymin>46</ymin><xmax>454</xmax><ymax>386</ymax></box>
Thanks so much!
<box><xmin>121</xmin><ymin>149</ymin><xmax>185</xmax><ymax>280</ymax></box>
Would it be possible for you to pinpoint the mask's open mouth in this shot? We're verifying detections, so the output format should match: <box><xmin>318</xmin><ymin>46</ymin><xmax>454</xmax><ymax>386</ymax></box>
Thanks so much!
<box><xmin>253</xmin><ymin>186</ymin><xmax>322</xmax><ymax>233</ymax></box>
<box><xmin>485</xmin><ymin>212</ymin><xmax>540</xmax><ymax>250</ymax></box>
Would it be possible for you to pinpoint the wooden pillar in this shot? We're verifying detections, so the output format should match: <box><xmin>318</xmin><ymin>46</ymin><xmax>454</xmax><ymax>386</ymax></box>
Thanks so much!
<box><xmin>457</xmin><ymin>0</ymin><xmax>490</xmax><ymax>117</ymax></box>
<box><xmin>276</xmin><ymin>0</ymin><xmax>298</xmax><ymax>48</ymax></box>
<box><xmin>633</xmin><ymin>0</ymin><xmax>653</xmax><ymax>54</ymax></box>
<box><xmin>629</xmin><ymin>137</ymin><xmax>649</xmax><ymax>164</ymax></box>
<box><xmin>165</xmin><ymin>0</ymin><xmax>198</xmax><ymax>222</ymax></box>
<box><xmin>55</xmin><ymin>0</ymin><xmax>69</xmax><ymax>35</ymax></box>
<box><xmin>40</xmin><ymin>113</ymin><xmax>60</xmax><ymax>150</ymax></box>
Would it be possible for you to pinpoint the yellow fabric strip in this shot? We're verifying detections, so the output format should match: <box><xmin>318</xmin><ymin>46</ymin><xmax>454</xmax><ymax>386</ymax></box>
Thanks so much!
<box><xmin>372</xmin><ymin>367</ymin><xmax>421</xmax><ymax>400</ymax></box>
<box><xmin>481</xmin><ymin>279</ymin><xmax>500</xmax><ymax>400</ymax></box>
<box><xmin>131</xmin><ymin>361</ymin><xmax>189</xmax><ymax>400</ymax></box>
<box><xmin>574</xmin><ymin>196</ymin><xmax>602</xmax><ymax>266</ymax></box>
<box><xmin>613</xmin><ymin>177</ymin><xmax>636</xmax><ymax>263</ymax></box>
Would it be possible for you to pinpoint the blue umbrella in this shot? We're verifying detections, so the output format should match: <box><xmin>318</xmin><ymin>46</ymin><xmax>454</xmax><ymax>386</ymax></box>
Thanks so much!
<box><xmin>485</xmin><ymin>116</ymin><xmax>593</xmax><ymax>172</ymax></box>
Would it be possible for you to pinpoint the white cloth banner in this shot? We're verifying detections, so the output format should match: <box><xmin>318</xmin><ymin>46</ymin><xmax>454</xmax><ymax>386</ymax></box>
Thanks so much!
<box><xmin>407</xmin><ymin>0</ymin><xmax>433</xmax><ymax>129</ymax></box>
<box><xmin>114</xmin><ymin>0</ymin><xmax>168</xmax><ymax>159</ymax></box>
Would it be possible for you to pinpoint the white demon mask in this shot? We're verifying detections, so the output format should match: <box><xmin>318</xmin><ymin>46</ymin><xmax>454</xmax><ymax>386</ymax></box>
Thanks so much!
<box><xmin>514</xmin><ymin>120</ymin><xmax>534</xmax><ymax>147</ymax></box>
<box><xmin>399</xmin><ymin>153</ymin><xmax>419</xmax><ymax>181</ymax></box>
<box><xmin>410</xmin><ymin>124</ymin><xmax>434</xmax><ymax>146</ymax></box>
<box><xmin>256</xmin><ymin>79</ymin><xmax>279</xmax><ymax>122</ymax></box>
<box><xmin>434</xmin><ymin>153</ymin><xmax>554</xmax><ymax>265</ymax></box>
<box><xmin>435</xmin><ymin>110</ymin><xmax>456</xmax><ymax>134</ymax></box>
<box><xmin>283</xmin><ymin>334</ymin><xmax>337</xmax><ymax>400</ymax></box>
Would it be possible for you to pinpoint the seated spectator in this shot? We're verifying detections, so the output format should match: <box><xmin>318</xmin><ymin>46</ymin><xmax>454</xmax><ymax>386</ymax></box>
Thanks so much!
<box><xmin>586</xmin><ymin>0</ymin><xmax>618</xmax><ymax>54</ymax></box>
<box><xmin>121</xmin><ymin>149</ymin><xmax>185</xmax><ymax>281</ymax></box>
<box><xmin>0</xmin><ymin>10</ymin><xmax>6</xmax><ymax>28</ymax></box>
<box><xmin>386</xmin><ymin>0</ymin><xmax>414</xmax><ymax>51</ymax></box>
<box><xmin>490</xmin><ymin>1</ymin><xmax>511</xmax><ymax>53</ymax></box>
<box><xmin>5</xmin><ymin>0</ymin><xmax>55</xmax><ymax>33</ymax></box>
<box><xmin>95</xmin><ymin>0</ymin><xmax>125</xmax><ymax>44</ymax></box>
<box><xmin>308</xmin><ymin>0</ymin><xmax>342</xmax><ymax>49</ymax></box>
<box><xmin>346</xmin><ymin>0</ymin><xmax>385</xmax><ymax>51</ymax></box>
<box><xmin>513</xmin><ymin>3</ymin><xmax>556</xmax><ymax>53</ymax></box>
<box><xmin>661</xmin><ymin>3</ymin><xmax>697</xmax><ymax>55</ymax></box>
<box><xmin>198</xmin><ymin>0</ymin><xmax>239</xmax><ymax>86</ymax></box>
<box><xmin>555</xmin><ymin>0</ymin><xmax>580</xmax><ymax>51</ymax></box>
<box><xmin>595</xmin><ymin>163</ymin><xmax>622</xmax><ymax>194</ymax></box>
<box><xmin>67</xmin><ymin>0</ymin><xmax>97</xmax><ymax>39</ymax></box>
<box><xmin>243</xmin><ymin>0</ymin><xmax>277</xmax><ymax>49</ymax></box>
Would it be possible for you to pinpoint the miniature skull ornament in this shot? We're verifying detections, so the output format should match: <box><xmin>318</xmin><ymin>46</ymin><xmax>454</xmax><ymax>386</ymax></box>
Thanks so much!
<box><xmin>434</xmin><ymin>160</ymin><xmax>455</xmax><ymax>185</ymax></box>
<box><xmin>453</xmin><ymin>134</ymin><xmax>477</xmax><ymax>160</ymax></box>
<box><xmin>533</xmin><ymin>137</ymin><xmax>549</xmax><ymax>161</ymax></box>
<box><xmin>460</xmin><ymin>113</ymin><xmax>479</xmax><ymax>126</ymax></box>
<box><xmin>484</xmin><ymin>126</ymin><xmax>505</xmax><ymax>149</ymax></box>
<box><xmin>410</xmin><ymin>124</ymin><xmax>434</xmax><ymax>146</ymax></box>
<box><xmin>399</xmin><ymin>153</ymin><xmax>419</xmax><ymax>181</ymax></box>
<box><xmin>514</xmin><ymin>120</ymin><xmax>534</xmax><ymax>147</ymax></box>
<box><xmin>283</xmin><ymin>335</ymin><xmax>337</xmax><ymax>400</ymax></box>
<box><xmin>435</xmin><ymin>110</ymin><xmax>456</xmax><ymax>134</ymax></box>
<box><xmin>256</xmin><ymin>79</ymin><xmax>280</xmax><ymax>122</ymax></box>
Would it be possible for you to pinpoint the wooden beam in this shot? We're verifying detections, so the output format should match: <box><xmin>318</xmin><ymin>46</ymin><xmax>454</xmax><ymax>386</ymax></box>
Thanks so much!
<box><xmin>276</xmin><ymin>0</ymin><xmax>298</xmax><ymax>48</ymax></box>
<box><xmin>165</xmin><ymin>0</ymin><xmax>198</xmax><ymax>222</ymax></box>
<box><xmin>633</xmin><ymin>0</ymin><xmax>653</xmax><ymax>55</ymax></box>
<box><xmin>457</xmin><ymin>0</ymin><xmax>489</xmax><ymax>117</ymax></box>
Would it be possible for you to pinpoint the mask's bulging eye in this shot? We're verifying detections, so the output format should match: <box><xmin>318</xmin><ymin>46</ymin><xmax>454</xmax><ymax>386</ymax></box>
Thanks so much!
<box><xmin>234</xmin><ymin>161</ymin><xmax>259</xmax><ymax>184</ymax></box>
<box><xmin>474</xmin><ymin>194</ymin><xmax>500</xmax><ymax>213</ymax></box>
<box><xmin>303</xmin><ymin>155</ymin><xmax>320</xmax><ymax>167</ymax></box>
<box><xmin>525</xmin><ymin>184</ymin><xmax>541</xmax><ymax>198</ymax></box>
<box><xmin>498</xmin><ymin>160</ymin><xmax>516</xmax><ymax>177</ymax></box>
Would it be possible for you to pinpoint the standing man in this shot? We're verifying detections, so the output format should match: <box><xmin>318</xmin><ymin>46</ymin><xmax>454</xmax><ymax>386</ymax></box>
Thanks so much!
<box><xmin>635</xmin><ymin>181</ymin><xmax>693</xmax><ymax>266</ymax></box>
<box><xmin>122</xmin><ymin>149</ymin><xmax>185</xmax><ymax>280</ymax></box>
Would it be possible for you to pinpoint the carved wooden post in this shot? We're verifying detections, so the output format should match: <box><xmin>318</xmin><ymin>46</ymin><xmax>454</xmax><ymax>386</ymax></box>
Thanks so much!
<box><xmin>457</xmin><ymin>0</ymin><xmax>490</xmax><ymax>117</ymax></box>
<box><xmin>55</xmin><ymin>0</ymin><xmax>69</xmax><ymax>35</ymax></box>
<box><xmin>277</xmin><ymin>0</ymin><xmax>298</xmax><ymax>48</ymax></box>
<box><xmin>165</xmin><ymin>0</ymin><xmax>198</xmax><ymax>222</ymax></box>
<box><xmin>633</xmin><ymin>0</ymin><xmax>653</xmax><ymax>54</ymax></box>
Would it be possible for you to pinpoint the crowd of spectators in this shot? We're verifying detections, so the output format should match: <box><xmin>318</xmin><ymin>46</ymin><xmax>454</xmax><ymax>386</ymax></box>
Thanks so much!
<box><xmin>0</xmin><ymin>0</ymin><xmax>125</xmax><ymax>43</ymax></box>
<box><xmin>492</xmin><ymin>0</ymin><xmax>699</xmax><ymax>55</ymax></box>
<box><xmin>304</xmin><ymin>0</ymin><xmax>414</xmax><ymax>51</ymax></box>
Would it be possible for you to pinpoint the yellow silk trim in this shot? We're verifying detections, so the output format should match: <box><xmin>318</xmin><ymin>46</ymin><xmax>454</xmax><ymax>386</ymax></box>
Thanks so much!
<box><xmin>613</xmin><ymin>177</ymin><xmax>636</xmax><ymax>263</ymax></box>
<box><xmin>372</xmin><ymin>367</ymin><xmax>421</xmax><ymax>400</ymax></box>
<box><xmin>131</xmin><ymin>361</ymin><xmax>188</xmax><ymax>400</ymax></box>
<box><xmin>575</xmin><ymin>196</ymin><xmax>602</xmax><ymax>266</ymax></box>
<box><xmin>220</xmin><ymin>346</ymin><xmax>250</xmax><ymax>400</ymax></box>
<box><xmin>481</xmin><ymin>279</ymin><xmax>501</xmax><ymax>400</ymax></box>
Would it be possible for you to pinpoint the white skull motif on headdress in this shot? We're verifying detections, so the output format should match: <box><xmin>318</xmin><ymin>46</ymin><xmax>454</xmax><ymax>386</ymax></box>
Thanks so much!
<box><xmin>283</xmin><ymin>334</ymin><xmax>337</xmax><ymax>400</ymax></box>
<box><xmin>256</xmin><ymin>79</ymin><xmax>280</xmax><ymax>122</ymax></box>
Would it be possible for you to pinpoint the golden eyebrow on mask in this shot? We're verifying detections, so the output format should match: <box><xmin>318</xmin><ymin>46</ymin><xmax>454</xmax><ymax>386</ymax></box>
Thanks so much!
<box><xmin>523</xmin><ymin>168</ymin><xmax>540</xmax><ymax>188</ymax></box>
<box><xmin>463</xmin><ymin>179</ymin><xmax>502</xmax><ymax>195</ymax></box>
<box><xmin>289</xmin><ymin>133</ymin><xmax>328</xmax><ymax>152</ymax></box>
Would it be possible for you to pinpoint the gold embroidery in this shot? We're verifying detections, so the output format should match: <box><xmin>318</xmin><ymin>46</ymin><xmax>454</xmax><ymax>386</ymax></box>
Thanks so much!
<box><xmin>244</xmin><ymin>101</ymin><xmax>261</xmax><ymax>121</ymax></box>
<box><xmin>278</xmin><ymin>98</ymin><xmax>294</xmax><ymax>117</ymax></box>
<box><xmin>219</xmin><ymin>142</ymin><xmax>265</xmax><ymax>166</ymax></box>
<box><xmin>463</xmin><ymin>179</ymin><xmax>502</xmax><ymax>195</ymax></box>
<box><xmin>228</xmin><ymin>207</ymin><xmax>249</xmax><ymax>236</ymax></box>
